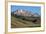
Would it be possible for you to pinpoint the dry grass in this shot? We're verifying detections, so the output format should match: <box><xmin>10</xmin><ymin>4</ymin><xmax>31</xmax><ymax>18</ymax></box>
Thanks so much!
<box><xmin>11</xmin><ymin>16</ymin><xmax>41</xmax><ymax>28</ymax></box>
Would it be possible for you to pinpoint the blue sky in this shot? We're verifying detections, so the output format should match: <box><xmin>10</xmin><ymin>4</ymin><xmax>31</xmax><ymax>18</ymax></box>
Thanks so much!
<box><xmin>11</xmin><ymin>5</ymin><xmax>41</xmax><ymax>15</ymax></box>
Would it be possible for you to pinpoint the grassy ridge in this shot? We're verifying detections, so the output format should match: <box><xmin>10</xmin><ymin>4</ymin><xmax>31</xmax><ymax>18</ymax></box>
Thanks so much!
<box><xmin>11</xmin><ymin>16</ymin><xmax>41</xmax><ymax>28</ymax></box>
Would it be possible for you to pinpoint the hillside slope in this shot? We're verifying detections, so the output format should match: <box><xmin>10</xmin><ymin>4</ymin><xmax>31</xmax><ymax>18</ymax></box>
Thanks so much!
<box><xmin>11</xmin><ymin>16</ymin><xmax>41</xmax><ymax>28</ymax></box>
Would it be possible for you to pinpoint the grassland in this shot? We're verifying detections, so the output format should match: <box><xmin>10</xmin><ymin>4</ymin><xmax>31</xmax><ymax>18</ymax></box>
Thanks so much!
<box><xmin>11</xmin><ymin>15</ymin><xmax>41</xmax><ymax>28</ymax></box>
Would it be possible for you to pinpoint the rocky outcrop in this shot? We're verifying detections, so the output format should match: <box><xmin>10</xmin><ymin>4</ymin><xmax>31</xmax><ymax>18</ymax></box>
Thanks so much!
<box><xmin>14</xmin><ymin>9</ymin><xmax>32</xmax><ymax>16</ymax></box>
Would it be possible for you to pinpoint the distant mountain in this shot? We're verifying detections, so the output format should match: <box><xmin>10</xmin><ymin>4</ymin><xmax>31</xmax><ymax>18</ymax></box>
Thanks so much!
<box><xmin>34</xmin><ymin>13</ymin><xmax>40</xmax><ymax>17</ymax></box>
<box><xmin>12</xmin><ymin>9</ymin><xmax>40</xmax><ymax>17</ymax></box>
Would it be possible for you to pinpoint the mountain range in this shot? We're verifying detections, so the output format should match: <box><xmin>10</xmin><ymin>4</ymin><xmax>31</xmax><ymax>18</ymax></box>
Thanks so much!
<box><xmin>12</xmin><ymin>9</ymin><xmax>40</xmax><ymax>17</ymax></box>
<box><xmin>11</xmin><ymin>9</ymin><xmax>41</xmax><ymax>24</ymax></box>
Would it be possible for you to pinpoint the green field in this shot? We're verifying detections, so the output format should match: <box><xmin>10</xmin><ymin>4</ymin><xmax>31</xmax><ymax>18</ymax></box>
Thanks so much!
<box><xmin>11</xmin><ymin>16</ymin><xmax>41</xmax><ymax>28</ymax></box>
